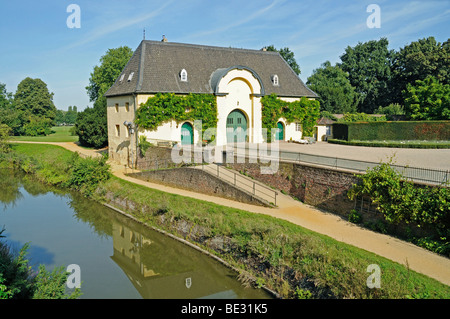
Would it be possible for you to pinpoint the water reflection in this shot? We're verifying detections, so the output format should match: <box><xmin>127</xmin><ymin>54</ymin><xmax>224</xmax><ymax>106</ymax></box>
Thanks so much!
<box><xmin>0</xmin><ymin>169</ymin><xmax>271</xmax><ymax>299</ymax></box>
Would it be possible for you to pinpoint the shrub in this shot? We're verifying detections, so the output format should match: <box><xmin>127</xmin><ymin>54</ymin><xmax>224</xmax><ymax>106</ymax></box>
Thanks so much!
<box><xmin>68</xmin><ymin>153</ymin><xmax>111</xmax><ymax>196</ymax></box>
<box><xmin>348</xmin><ymin>160</ymin><xmax>450</xmax><ymax>256</ymax></box>
<box><xmin>0</xmin><ymin>232</ymin><xmax>81</xmax><ymax>299</ymax></box>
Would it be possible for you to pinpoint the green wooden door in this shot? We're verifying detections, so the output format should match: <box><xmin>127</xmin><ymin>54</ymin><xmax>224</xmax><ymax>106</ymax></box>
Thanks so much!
<box><xmin>276</xmin><ymin>122</ymin><xmax>284</xmax><ymax>141</ymax></box>
<box><xmin>181</xmin><ymin>122</ymin><xmax>193</xmax><ymax>145</ymax></box>
<box><xmin>226</xmin><ymin>110</ymin><xmax>247</xmax><ymax>143</ymax></box>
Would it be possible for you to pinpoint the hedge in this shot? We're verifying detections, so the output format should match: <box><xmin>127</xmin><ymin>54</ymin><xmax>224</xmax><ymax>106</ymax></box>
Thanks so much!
<box><xmin>328</xmin><ymin>139</ymin><xmax>450</xmax><ymax>149</ymax></box>
<box><xmin>332</xmin><ymin>121</ymin><xmax>450</xmax><ymax>141</ymax></box>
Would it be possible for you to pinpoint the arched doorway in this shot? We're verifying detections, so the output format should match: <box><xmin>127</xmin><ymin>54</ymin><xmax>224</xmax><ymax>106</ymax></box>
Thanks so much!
<box><xmin>181</xmin><ymin>122</ymin><xmax>194</xmax><ymax>145</ymax></box>
<box><xmin>276</xmin><ymin>122</ymin><xmax>284</xmax><ymax>141</ymax></box>
<box><xmin>226</xmin><ymin>109</ymin><xmax>248</xmax><ymax>143</ymax></box>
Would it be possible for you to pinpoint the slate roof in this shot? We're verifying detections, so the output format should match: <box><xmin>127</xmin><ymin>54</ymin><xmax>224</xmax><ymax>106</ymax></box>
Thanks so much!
<box><xmin>104</xmin><ymin>40</ymin><xmax>318</xmax><ymax>98</ymax></box>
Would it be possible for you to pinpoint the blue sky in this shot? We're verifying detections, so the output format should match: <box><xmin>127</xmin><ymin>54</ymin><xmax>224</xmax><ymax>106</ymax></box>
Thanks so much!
<box><xmin>0</xmin><ymin>0</ymin><xmax>449</xmax><ymax>111</ymax></box>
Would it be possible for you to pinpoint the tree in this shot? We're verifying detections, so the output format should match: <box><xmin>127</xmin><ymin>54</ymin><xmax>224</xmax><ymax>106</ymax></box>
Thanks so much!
<box><xmin>264</xmin><ymin>45</ymin><xmax>301</xmax><ymax>75</ymax></box>
<box><xmin>0</xmin><ymin>84</ymin><xmax>22</xmax><ymax>135</ymax></box>
<box><xmin>14</xmin><ymin>77</ymin><xmax>56</xmax><ymax>121</ymax></box>
<box><xmin>12</xmin><ymin>78</ymin><xmax>57</xmax><ymax>136</ymax></box>
<box><xmin>391</xmin><ymin>37</ymin><xmax>450</xmax><ymax>104</ymax></box>
<box><xmin>74</xmin><ymin>106</ymin><xmax>107</xmax><ymax>148</ymax></box>
<box><xmin>339</xmin><ymin>38</ymin><xmax>395</xmax><ymax>113</ymax></box>
<box><xmin>76</xmin><ymin>46</ymin><xmax>133</xmax><ymax>148</ymax></box>
<box><xmin>306</xmin><ymin>61</ymin><xmax>359</xmax><ymax>113</ymax></box>
<box><xmin>85</xmin><ymin>46</ymin><xmax>133</xmax><ymax>110</ymax></box>
<box><xmin>403</xmin><ymin>76</ymin><xmax>450</xmax><ymax>120</ymax></box>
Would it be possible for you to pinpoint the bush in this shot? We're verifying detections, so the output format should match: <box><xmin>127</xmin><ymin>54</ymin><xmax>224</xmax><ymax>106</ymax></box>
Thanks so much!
<box><xmin>67</xmin><ymin>153</ymin><xmax>111</xmax><ymax>196</ymax></box>
<box><xmin>0</xmin><ymin>232</ymin><xmax>81</xmax><ymax>299</ymax></box>
<box><xmin>74</xmin><ymin>106</ymin><xmax>107</xmax><ymax>148</ymax></box>
<box><xmin>348</xmin><ymin>160</ymin><xmax>450</xmax><ymax>256</ymax></box>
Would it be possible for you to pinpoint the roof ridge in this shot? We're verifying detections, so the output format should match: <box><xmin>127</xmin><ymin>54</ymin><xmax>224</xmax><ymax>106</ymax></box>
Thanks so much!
<box><xmin>141</xmin><ymin>39</ymin><xmax>279</xmax><ymax>55</ymax></box>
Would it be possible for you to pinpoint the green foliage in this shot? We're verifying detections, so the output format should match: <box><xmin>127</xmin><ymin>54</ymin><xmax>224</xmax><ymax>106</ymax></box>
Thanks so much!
<box><xmin>376</xmin><ymin>103</ymin><xmax>405</xmax><ymax>120</ymax></box>
<box><xmin>337</xmin><ymin>113</ymin><xmax>386</xmax><ymax>123</ymax></box>
<box><xmin>77</xmin><ymin>46</ymin><xmax>133</xmax><ymax>148</ymax></box>
<box><xmin>0</xmin><ymin>238</ymin><xmax>81</xmax><ymax>299</ymax></box>
<box><xmin>135</xmin><ymin>93</ymin><xmax>218</xmax><ymax>137</ymax></box>
<box><xmin>0</xmin><ymin>124</ymin><xmax>11</xmax><ymax>153</ymax></box>
<box><xmin>74</xmin><ymin>105</ymin><xmax>108</xmax><ymax>148</ymax></box>
<box><xmin>332</xmin><ymin>121</ymin><xmax>450</xmax><ymax>141</ymax></box>
<box><xmin>261</xmin><ymin>94</ymin><xmax>320</xmax><ymax>140</ymax></box>
<box><xmin>339</xmin><ymin>38</ymin><xmax>395</xmax><ymax>113</ymax></box>
<box><xmin>32</xmin><ymin>265</ymin><xmax>82</xmax><ymax>299</ymax></box>
<box><xmin>348</xmin><ymin>209</ymin><xmax>362</xmax><ymax>224</ymax></box>
<box><xmin>391</xmin><ymin>37</ymin><xmax>449</xmax><ymax>105</ymax></box>
<box><xmin>306</xmin><ymin>61</ymin><xmax>359</xmax><ymax>113</ymax></box>
<box><xmin>22</xmin><ymin>116</ymin><xmax>53</xmax><ymax>136</ymax></box>
<box><xmin>86</xmin><ymin>46</ymin><xmax>133</xmax><ymax>110</ymax></box>
<box><xmin>55</xmin><ymin>106</ymin><xmax>78</xmax><ymax>125</ymax></box>
<box><xmin>14</xmin><ymin>77</ymin><xmax>57</xmax><ymax>120</ymax></box>
<box><xmin>404</xmin><ymin>76</ymin><xmax>450</xmax><ymax>120</ymax></box>
<box><xmin>348</xmin><ymin>161</ymin><xmax>450</xmax><ymax>255</ymax></box>
<box><xmin>264</xmin><ymin>45</ymin><xmax>301</xmax><ymax>75</ymax></box>
<box><xmin>138</xmin><ymin>135</ymin><xmax>152</xmax><ymax>156</ymax></box>
<box><xmin>68</xmin><ymin>152</ymin><xmax>111</xmax><ymax>196</ymax></box>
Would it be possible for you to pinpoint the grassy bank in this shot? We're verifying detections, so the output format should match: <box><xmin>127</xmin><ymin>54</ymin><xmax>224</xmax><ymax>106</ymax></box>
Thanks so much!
<box><xmin>10</xmin><ymin>126</ymin><xmax>78</xmax><ymax>143</ymax></box>
<box><xmin>2</xmin><ymin>143</ymin><xmax>450</xmax><ymax>299</ymax></box>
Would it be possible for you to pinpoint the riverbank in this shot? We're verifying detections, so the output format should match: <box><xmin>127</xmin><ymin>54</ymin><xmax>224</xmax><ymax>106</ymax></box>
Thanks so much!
<box><xmin>1</xmin><ymin>143</ymin><xmax>449</xmax><ymax>298</ymax></box>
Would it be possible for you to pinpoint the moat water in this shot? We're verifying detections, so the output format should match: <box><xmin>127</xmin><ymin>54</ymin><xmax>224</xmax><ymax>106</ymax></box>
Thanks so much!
<box><xmin>0</xmin><ymin>170</ymin><xmax>272</xmax><ymax>299</ymax></box>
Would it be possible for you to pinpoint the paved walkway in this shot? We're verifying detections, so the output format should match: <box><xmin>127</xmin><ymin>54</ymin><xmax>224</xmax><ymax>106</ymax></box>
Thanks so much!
<box><xmin>277</xmin><ymin>141</ymin><xmax>450</xmax><ymax>170</ymax></box>
<box><xmin>15</xmin><ymin>141</ymin><xmax>450</xmax><ymax>286</ymax></box>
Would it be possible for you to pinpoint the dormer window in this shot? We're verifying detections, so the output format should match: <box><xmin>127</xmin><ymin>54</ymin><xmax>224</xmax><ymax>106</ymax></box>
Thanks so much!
<box><xmin>272</xmin><ymin>74</ymin><xmax>279</xmax><ymax>86</ymax></box>
<box><xmin>127</xmin><ymin>72</ymin><xmax>134</xmax><ymax>82</ymax></box>
<box><xmin>180</xmin><ymin>69</ymin><xmax>187</xmax><ymax>82</ymax></box>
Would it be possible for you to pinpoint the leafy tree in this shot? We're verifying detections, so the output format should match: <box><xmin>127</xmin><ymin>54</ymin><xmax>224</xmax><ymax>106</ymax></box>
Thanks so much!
<box><xmin>339</xmin><ymin>38</ymin><xmax>395</xmax><ymax>113</ymax></box>
<box><xmin>14</xmin><ymin>77</ymin><xmax>56</xmax><ymax>122</ymax></box>
<box><xmin>74</xmin><ymin>106</ymin><xmax>108</xmax><ymax>148</ymax></box>
<box><xmin>375</xmin><ymin>103</ymin><xmax>405</xmax><ymax>120</ymax></box>
<box><xmin>391</xmin><ymin>37</ymin><xmax>449</xmax><ymax>104</ymax></box>
<box><xmin>264</xmin><ymin>45</ymin><xmax>301</xmax><ymax>75</ymax></box>
<box><xmin>306</xmin><ymin>61</ymin><xmax>359</xmax><ymax>113</ymax></box>
<box><xmin>0</xmin><ymin>83</ymin><xmax>22</xmax><ymax>135</ymax></box>
<box><xmin>403</xmin><ymin>75</ymin><xmax>450</xmax><ymax>120</ymax></box>
<box><xmin>85</xmin><ymin>46</ymin><xmax>133</xmax><ymax>110</ymax></box>
<box><xmin>76</xmin><ymin>46</ymin><xmax>133</xmax><ymax>148</ymax></box>
<box><xmin>0</xmin><ymin>124</ymin><xmax>12</xmax><ymax>153</ymax></box>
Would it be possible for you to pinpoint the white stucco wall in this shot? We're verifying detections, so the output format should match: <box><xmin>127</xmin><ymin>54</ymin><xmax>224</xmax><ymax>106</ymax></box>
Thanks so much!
<box><xmin>215</xmin><ymin>68</ymin><xmax>264</xmax><ymax>146</ymax></box>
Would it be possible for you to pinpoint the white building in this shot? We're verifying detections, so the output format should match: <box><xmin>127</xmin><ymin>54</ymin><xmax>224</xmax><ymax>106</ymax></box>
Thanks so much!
<box><xmin>104</xmin><ymin>39</ymin><xmax>318</xmax><ymax>166</ymax></box>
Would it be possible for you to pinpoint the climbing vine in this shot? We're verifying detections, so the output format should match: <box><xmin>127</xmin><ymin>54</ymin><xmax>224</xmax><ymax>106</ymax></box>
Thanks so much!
<box><xmin>135</xmin><ymin>93</ymin><xmax>218</xmax><ymax>139</ymax></box>
<box><xmin>261</xmin><ymin>94</ymin><xmax>320</xmax><ymax>141</ymax></box>
<box><xmin>136</xmin><ymin>92</ymin><xmax>320</xmax><ymax>143</ymax></box>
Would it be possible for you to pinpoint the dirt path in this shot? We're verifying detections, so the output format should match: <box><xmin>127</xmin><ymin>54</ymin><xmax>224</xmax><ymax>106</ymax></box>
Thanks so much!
<box><xmin>15</xmin><ymin>141</ymin><xmax>450</xmax><ymax>286</ymax></box>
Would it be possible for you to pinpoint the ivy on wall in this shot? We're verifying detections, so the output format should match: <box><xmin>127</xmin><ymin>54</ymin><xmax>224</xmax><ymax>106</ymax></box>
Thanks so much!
<box><xmin>135</xmin><ymin>93</ymin><xmax>218</xmax><ymax>139</ymax></box>
<box><xmin>136</xmin><ymin>92</ymin><xmax>320</xmax><ymax>142</ymax></box>
<box><xmin>261</xmin><ymin>93</ymin><xmax>320</xmax><ymax>140</ymax></box>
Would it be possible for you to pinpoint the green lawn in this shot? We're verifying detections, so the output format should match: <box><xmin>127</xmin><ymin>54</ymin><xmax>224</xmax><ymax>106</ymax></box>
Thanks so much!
<box><xmin>10</xmin><ymin>126</ymin><xmax>78</xmax><ymax>143</ymax></box>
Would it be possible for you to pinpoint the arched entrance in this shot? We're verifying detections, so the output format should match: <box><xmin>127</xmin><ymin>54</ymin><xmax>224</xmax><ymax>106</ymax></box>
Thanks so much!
<box><xmin>226</xmin><ymin>109</ymin><xmax>248</xmax><ymax>143</ymax></box>
<box><xmin>181</xmin><ymin>122</ymin><xmax>194</xmax><ymax>145</ymax></box>
<box><xmin>276</xmin><ymin>122</ymin><xmax>284</xmax><ymax>141</ymax></box>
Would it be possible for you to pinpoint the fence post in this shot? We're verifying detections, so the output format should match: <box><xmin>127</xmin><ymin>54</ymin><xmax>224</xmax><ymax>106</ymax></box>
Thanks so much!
<box><xmin>253</xmin><ymin>182</ymin><xmax>256</xmax><ymax>195</ymax></box>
